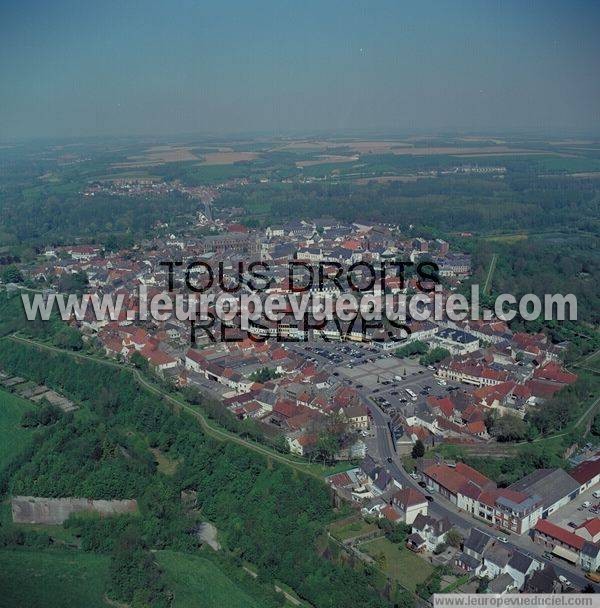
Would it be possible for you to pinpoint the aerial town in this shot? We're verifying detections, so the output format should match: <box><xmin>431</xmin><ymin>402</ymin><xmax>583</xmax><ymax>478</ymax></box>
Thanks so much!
<box><xmin>2</xmin><ymin>176</ymin><xmax>595</xmax><ymax>598</ymax></box>
<box><xmin>2</xmin><ymin>1</ymin><xmax>599</xmax><ymax>605</ymax></box>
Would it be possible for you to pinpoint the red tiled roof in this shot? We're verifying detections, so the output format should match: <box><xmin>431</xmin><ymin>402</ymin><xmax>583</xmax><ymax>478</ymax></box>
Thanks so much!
<box><xmin>143</xmin><ymin>347</ymin><xmax>176</xmax><ymax>367</ymax></box>
<box><xmin>455</xmin><ymin>462</ymin><xmax>492</xmax><ymax>488</ymax></box>
<box><xmin>524</xmin><ymin>379</ymin><xmax>563</xmax><ymax>399</ymax></box>
<box><xmin>576</xmin><ymin>518</ymin><xmax>600</xmax><ymax>537</ymax></box>
<box><xmin>381</xmin><ymin>505</ymin><xmax>402</xmax><ymax>522</ymax></box>
<box><xmin>428</xmin><ymin>396</ymin><xmax>455</xmax><ymax>418</ymax></box>
<box><xmin>478</xmin><ymin>488</ymin><xmax>531</xmax><ymax>510</ymax></box>
<box><xmin>467</xmin><ymin>420</ymin><xmax>487</xmax><ymax>435</ymax></box>
<box><xmin>424</xmin><ymin>464</ymin><xmax>476</xmax><ymax>495</ymax></box>
<box><xmin>186</xmin><ymin>349</ymin><xmax>205</xmax><ymax>364</ymax></box>
<box><xmin>273</xmin><ymin>399</ymin><xmax>299</xmax><ymax>419</ymax></box>
<box><xmin>393</xmin><ymin>488</ymin><xmax>427</xmax><ymax>509</ymax></box>
<box><xmin>535</xmin><ymin>519</ymin><xmax>585</xmax><ymax>551</ymax></box>
<box><xmin>533</xmin><ymin>362</ymin><xmax>578</xmax><ymax>385</ymax></box>
<box><xmin>570</xmin><ymin>455</ymin><xmax>600</xmax><ymax>485</ymax></box>
<box><xmin>327</xmin><ymin>472</ymin><xmax>353</xmax><ymax>488</ymax></box>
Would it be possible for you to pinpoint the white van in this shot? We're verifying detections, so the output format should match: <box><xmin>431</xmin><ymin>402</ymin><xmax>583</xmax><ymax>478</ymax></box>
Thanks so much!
<box><xmin>593</xmin><ymin>490</ymin><xmax>600</xmax><ymax>499</ymax></box>
<box><xmin>582</xmin><ymin>501</ymin><xmax>591</xmax><ymax>508</ymax></box>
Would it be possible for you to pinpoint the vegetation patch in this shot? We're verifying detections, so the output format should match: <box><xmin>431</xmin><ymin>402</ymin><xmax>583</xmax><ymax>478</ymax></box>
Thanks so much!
<box><xmin>0</xmin><ymin>547</ymin><xmax>110</xmax><ymax>608</ymax></box>
<box><xmin>0</xmin><ymin>388</ymin><xmax>35</xmax><ymax>467</ymax></box>
<box><xmin>359</xmin><ymin>536</ymin><xmax>433</xmax><ymax>592</ymax></box>
<box><xmin>329</xmin><ymin>516</ymin><xmax>379</xmax><ymax>541</ymax></box>
<box><xmin>156</xmin><ymin>550</ymin><xmax>264</xmax><ymax>608</ymax></box>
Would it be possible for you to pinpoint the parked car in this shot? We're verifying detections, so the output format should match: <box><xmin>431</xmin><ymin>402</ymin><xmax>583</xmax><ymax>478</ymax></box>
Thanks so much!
<box><xmin>418</xmin><ymin>481</ymin><xmax>427</xmax><ymax>488</ymax></box>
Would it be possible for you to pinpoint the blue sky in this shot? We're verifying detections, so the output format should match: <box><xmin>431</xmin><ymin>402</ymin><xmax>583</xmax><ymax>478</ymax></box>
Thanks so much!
<box><xmin>1</xmin><ymin>0</ymin><xmax>599</xmax><ymax>138</ymax></box>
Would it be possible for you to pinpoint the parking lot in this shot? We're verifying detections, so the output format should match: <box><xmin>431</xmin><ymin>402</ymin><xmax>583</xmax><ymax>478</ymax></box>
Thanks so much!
<box><xmin>285</xmin><ymin>340</ymin><xmax>464</xmax><ymax>417</ymax></box>
<box><xmin>548</xmin><ymin>484</ymin><xmax>600</xmax><ymax>530</ymax></box>
<box><xmin>335</xmin><ymin>356</ymin><xmax>423</xmax><ymax>388</ymax></box>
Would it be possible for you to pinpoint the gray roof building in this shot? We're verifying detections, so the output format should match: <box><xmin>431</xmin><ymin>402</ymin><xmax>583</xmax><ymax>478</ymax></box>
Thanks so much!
<box><xmin>508</xmin><ymin>468</ymin><xmax>580</xmax><ymax>515</ymax></box>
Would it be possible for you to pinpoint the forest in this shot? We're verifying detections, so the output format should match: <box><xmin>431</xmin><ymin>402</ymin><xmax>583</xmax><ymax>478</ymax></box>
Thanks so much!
<box><xmin>0</xmin><ymin>339</ymin><xmax>398</xmax><ymax>608</ymax></box>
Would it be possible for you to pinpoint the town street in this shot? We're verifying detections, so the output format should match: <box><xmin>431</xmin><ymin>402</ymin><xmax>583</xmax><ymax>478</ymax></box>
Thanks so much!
<box><xmin>365</xmin><ymin>396</ymin><xmax>599</xmax><ymax>592</ymax></box>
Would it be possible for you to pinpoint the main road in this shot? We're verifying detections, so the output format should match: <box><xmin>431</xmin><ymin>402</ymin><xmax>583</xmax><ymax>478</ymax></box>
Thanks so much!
<box><xmin>365</xmin><ymin>389</ymin><xmax>599</xmax><ymax>592</ymax></box>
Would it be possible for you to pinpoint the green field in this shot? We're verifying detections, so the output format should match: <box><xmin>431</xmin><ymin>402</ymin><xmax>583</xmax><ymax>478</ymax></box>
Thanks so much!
<box><xmin>0</xmin><ymin>548</ymin><xmax>110</xmax><ymax>607</ymax></box>
<box><xmin>156</xmin><ymin>550</ymin><xmax>265</xmax><ymax>608</ymax></box>
<box><xmin>359</xmin><ymin>536</ymin><xmax>433</xmax><ymax>592</ymax></box>
<box><xmin>0</xmin><ymin>388</ymin><xmax>35</xmax><ymax>466</ymax></box>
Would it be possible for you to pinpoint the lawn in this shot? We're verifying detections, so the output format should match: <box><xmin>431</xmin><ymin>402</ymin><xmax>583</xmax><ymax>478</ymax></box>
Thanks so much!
<box><xmin>329</xmin><ymin>516</ymin><xmax>379</xmax><ymax>541</ymax></box>
<box><xmin>360</xmin><ymin>536</ymin><xmax>433</xmax><ymax>592</ymax></box>
<box><xmin>0</xmin><ymin>388</ymin><xmax>35</xmax><ymax>467</ymax></box>
<box><xmin>0</xmin><ymin>548</ymin><xmax>110</xmax><ymax>607</ymax></box>
<box><xmin>156</xmin><ymin>550</ymin><xmax>264</xmax><ymax>608</ymax></box>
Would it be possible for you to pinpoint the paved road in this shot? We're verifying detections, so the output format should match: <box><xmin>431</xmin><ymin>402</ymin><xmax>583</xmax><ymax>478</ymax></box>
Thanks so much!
<box><xmin>11</xmin><ymin>334</ymin><xmax>598</xmax><ymax>590</ymax></box>
<box><xmin>365</xmin><ymin>396</ymin><xmax>598</xmax><ymax>592</ymax></box>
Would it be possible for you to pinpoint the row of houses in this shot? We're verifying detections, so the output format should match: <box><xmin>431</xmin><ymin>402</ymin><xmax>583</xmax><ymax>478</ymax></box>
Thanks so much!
<box><xmin>418</xmin><ymin>460</ymin><xmax>599</xmax><ymax>536</ymax></box>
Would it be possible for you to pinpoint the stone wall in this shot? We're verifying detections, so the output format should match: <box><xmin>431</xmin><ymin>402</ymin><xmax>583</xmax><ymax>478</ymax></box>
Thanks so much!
<box><xmin>11</xmin><ymin>496</ymin><xmax>138</xmax><ymax>525</ymax></box>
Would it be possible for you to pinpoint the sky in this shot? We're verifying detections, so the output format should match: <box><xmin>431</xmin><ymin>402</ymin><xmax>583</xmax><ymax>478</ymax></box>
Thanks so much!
<box><xmin>1</xmin><ymin>0</ymin><xmax>599</xmax><ymax>139</ymax></box>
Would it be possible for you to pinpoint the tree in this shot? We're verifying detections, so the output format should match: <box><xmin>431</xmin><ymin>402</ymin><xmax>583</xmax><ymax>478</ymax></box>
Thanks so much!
<box><xmin>419</xmin><ymin>348</ymin><xmax>451</xmax><ymax>367</ymax></box>
<box><xmin>53</xmin><ymin>327</ymin><xmax>83</xmax><ymax>351</ymax></box>
<box><xmin>490</xmin><ymin>413</ymin><xmax>528</xmax><ymax>442</ymax></box>
<box><xmin>394</xmin><ymin>341</ymin><xmax>428</xmax><ymax>358</ymax></box>
<box><xmin>249</xmin><ymin>367</ymin><xmax>281</xmax><ymax>383</ymax></box>
<box><xmin>20</xmin><ymin>403</ymin><xmax>61</xmax><ymax>428</ymax></box>
<box><xmin>315</xmin><ymin>431</ymin><xmax>340</xmax><ymax>464</ymax></box>
<box><xmin>130</xmin><ymin>351</ymin><xmax>149</xmax><ymax>372</ymax></box>
<box><xmin>445</xmin><ymin>529</ymin><xmax>463</xmax><ymax>548</ymax></box>
<box><xmin>1</xmin><ymin>265</ymin><xmax>23</xmax><ymax>284</ymax></box>
<box><xmin>58</xmin><ymin>271</ymin><xmax>88</xmax><ymax>294</ymax></box>
<box><xmin>411</xmin><ymin>439</ymin><xmax>425</xmax><ymax>458</ymax></box>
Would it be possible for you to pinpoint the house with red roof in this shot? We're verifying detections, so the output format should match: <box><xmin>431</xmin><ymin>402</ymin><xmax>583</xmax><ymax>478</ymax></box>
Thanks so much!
<box><xmin>422</xmin><ymin>461</ymin><xmax>542</xmax><ymax>534</ymax></box>
<box><xmin>140</xmin><ymin>343</ymin><xmax>178</xmax><ymax>373</ymax></box>
<box><xmin>477</xmin><ymin>488</ymin><xmax>542</xmax><ymax>534</ymax></box>
<box><xmin>467</xmin><ymin>420</ymin><xmax>489</xmax><ymax>439</ymax></box>
<box><xmin>287</xmin><ymin>432</ymin><xmax>318</xmax><ymax>456</ymax></box>
<box><xmin>534</xmin><ymin>362</ymin><xmax>577</xmax><ymax>385</ymax></box>
<box><xmin>533</xmin><ymin>519</ymin><xmax>586</xmax><ymax>565</ymax></box>
<box><xmin>381</xmin><ymin>504</ymin><xmax>403</xmax><ymax>523</ymax></box>
<box><xmin>569</xmin><ymin>453</ymin><xmax>600</xmax><ymax>491</ymax></box>
<box><xmin>437</xmin><ymin>360</ymin><xmax>510</xmax><ymax>387</ymax></box>
<box><xmin>427</xmin><ymin>396</ymin><xmax>456</xmax><ymax>421</ymax></box>
<box><xmin>575</xmin><ymin>519</ymin><xmax>600</xmax><ymax>544</ymax></box>
<box><xmin>391</xmin><ymin>488</ymin><xmax>428</xmax><ymax>524</ymax></box>
<box><xmin>541</xmin><ymin>516</ymin><xmax>600</xmax><ymax>571</ymax></box>
<box><xmin>184</xmin><ymin>349</ymin><xmax>203</xmax><ymax>369</ymax></box>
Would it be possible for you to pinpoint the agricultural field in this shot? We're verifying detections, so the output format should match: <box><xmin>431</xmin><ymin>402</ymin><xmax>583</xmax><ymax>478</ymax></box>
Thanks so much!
<box><xmin>156</xmin><ymin>550</ymin><xmax>264</xmax><ymax>608</ymax></box>
<box><xmin>0</xmin><ymin>548</ymin><xmax>110</xmax><ymax>608</ymax></box>
<box><xmin>359</xmin><ymin>537</ymin><xmax>433</xmax><ymax>592</ymax></box>
<box><xmin>199</xmin><ymin>151</ymin><xmax>259</xmax><ymax>165</ymax></box>
<box><xmin>0</xmin><ymin>388</ymin><xmax>35</xmax><ymax>467</ymax></box>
